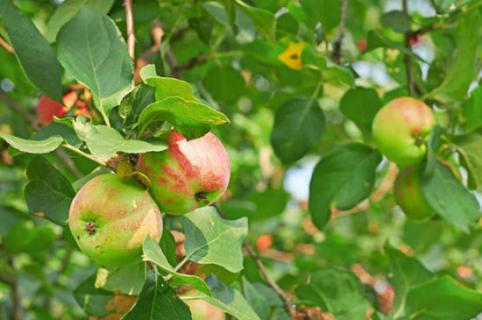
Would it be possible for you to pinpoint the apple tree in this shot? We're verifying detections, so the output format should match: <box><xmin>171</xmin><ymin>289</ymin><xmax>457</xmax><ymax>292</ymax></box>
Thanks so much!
<box><xmin>0</xmin><ymin>0</ymin><xmax>482</xmax><ymax>319</ymax></box>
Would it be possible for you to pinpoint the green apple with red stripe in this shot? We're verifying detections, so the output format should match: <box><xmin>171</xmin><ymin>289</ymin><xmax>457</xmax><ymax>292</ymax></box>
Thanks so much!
<box><xmin>372</xmin><ymin>97</ymin><xmax>434</xmax><ymax>166</ymax></box>
<box><xmin>136</xmin><ymin>130</ymin><xmax>230</xmax><ymax>215</ymax></box>
<box><xmin>68</xmin><ymin>174</ymin><xmax>162</xmax><ymax>267</ymax></box>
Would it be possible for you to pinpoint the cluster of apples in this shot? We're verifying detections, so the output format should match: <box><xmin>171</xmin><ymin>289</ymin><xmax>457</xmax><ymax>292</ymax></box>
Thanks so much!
<box><xmin>372</xmin><ymin>97</ymin><xmax>435</xmax><ymax>221</ymax></box>
<box><xmin>68</xmin><ymin>130</ymin><xmax>230</xmax><ymax>267</ymax></box>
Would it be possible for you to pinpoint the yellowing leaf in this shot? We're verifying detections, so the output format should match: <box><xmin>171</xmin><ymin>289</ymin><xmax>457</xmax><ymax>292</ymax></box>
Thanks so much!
<box><xmin>277</xmin><ymin>42</ymin><xmax>306</xmax><ymax>70</ymax></box>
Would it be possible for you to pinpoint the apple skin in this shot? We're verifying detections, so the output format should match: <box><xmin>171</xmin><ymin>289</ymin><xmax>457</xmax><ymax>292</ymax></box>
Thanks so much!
<box><xmin>68</xmin><ymin>174</ymin><xmax>162</xmax><ymax>267</ymax></box>
<box><xmin>394</xmin><ymin>165</ymin><xmax>434</xmax><ymax>221</ymax></box>
<box><xmin>372</xmin><ymin>97</ymin><xmax>434</xmax><ymax>166</ymax></box>
<box><xmin>136</xmin><ymin>130</ymin><xmax>230</xmax><ymax>215</ymax></box>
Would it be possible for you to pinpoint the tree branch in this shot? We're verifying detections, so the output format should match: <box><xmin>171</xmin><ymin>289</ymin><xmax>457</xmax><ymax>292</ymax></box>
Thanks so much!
<box><xmin>212</xmin><ymin>203</ymin><xmax>295</xmax><ymax>317</ymax></box>
<box><xmin>0</xmin><ymin>89</ymin><xmax>38</xmax><ymax>126</ymax></box>
<box><xmin>331</xmin><ymin>0</ymin><xmax>349</xmax><ymax>63</ymax></box>
<box><xmin>124</xmin><ymin>0</ymin><xmax>135</xmax><ymax>61</ymax></box>
<box><xmin>0</xmin><ymin>36</ymin><xmax>13</xmax><ymax>53</ymax></box>
<box><xmin>0</xmin><ymin>259</ymin><xmax>21</xmax><ymax>320</ymax></box>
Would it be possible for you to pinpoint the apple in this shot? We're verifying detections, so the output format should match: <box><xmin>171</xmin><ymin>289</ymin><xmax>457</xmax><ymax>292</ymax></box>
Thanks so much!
<box><xmin>36</xmin><ymin>95</ymin><xmax>69</xmax><ymax>125</ymax></box>
<box><xmin>372</xmin><ymin>97</ymin><xmax>434</xmax><ymax>166</ymax></box>
<box><xmin>136</xmin><ymin>130</ymin><xmax>230</xmax><ymax>215</ymax></box>
<box><xmin>393</xmin><ymin>165</ymin><xmax>434</xmax><ymax>221</ymax></box>
<box><xmin>69</xmin><ymin>174</ymin><xmax>162</xmax><ymax>267</ymax></box>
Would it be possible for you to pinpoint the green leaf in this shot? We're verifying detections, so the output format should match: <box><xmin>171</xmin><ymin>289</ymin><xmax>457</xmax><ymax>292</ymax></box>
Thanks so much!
<box><xmin>0</xmin><ymin>0</ymin><xmax>62</xmax><ymax>101</ymax></box>
<box><xmin>204</xmin><ymin>65</ymin><xmax>245</xmax><ymax>105</ymax></box>
<box><xmin>119</xmin><ymin>84</ymin><xmax>156</xmax><ymax>127</ymax></box>
<box><xmin>300</xmin><ymin>0</ymin><xmax>341</xmax><ymax>32</ymax></box>
<box><xmin>385</xmin><ymin>245</ymin><xmax>433</xmax><ymax>318</ymax></box>
<box><xmin>242</xmin><ymin>278</ymin><xmax>270</xmax><ymax>320</ymax></box>
<box><xmin>137</xmin><ymin>97</ymin><xmax>229</xmax><ymax>139</ymax></box>
<box><xmin>463</xmin><ymin>85</ymin><xmax>482</xmax><ymax>132</ymax></box>
<box><xmin>25</xmin><ymin>156</ymin><xmax>75</xmax><ymax>225</ymax></box>
<box><xmin>380</xmin><ymin>10</ymin><xmax>412</xmax><ymax>33</ymax></box>
<box><xmin>199</xmin><ymin>275</ymin><xmax>261</xmax><ymax>320</ymax></box>
<box><xmin>421</xmin><ymin>160</ymin><xmax>481</xmax><ymax>231</ymax></box>
<box><xmin>46</xmin><ymin>0</ymin><xmax>115</xmax><ymax>43</ymax></box>
<box><xmin>309</xmin><ymin>144</ymin><xmax>382</xmax><ymax>229</ymax></box>
<box><xmin>144</xmin><ymin>76</ymin><xmax>196</xmax><ymax>101</ymax></box>
<box><xmin>123</xmin><ymin>272</ymin><xmax>191</xmax><ymax>320</ymax></box>
<box><xmin>340</xmin><ymin>87</ymin><xmax>382</xmax><ymax>133</ymax></box>
<box><xmin>247</xmin><ymin>189</ymin><xmax>289</xmax><ymax>221</ymax></box>
<box><xmin>427</xmin><ymin>10</ymin><xmax>481</xmax><ymax>103</ymax></box>
<box><xmin>159</xmin><ymin>229</ymin><xmax>178</xmax><ymax>268</ymax></box>
<box><xmin>235</xmin><ymin>0</ymin><xmax>276</xmax><ymax>42</ymax></box>
<box><xmin>296</xmin><ymin>267</ymin><xmax>372</xmax><ymax>320</ymax></box>
<box><xmin>0</xmin><ymin>132</ymin><xmax>63</xmax><ymax>154</ymax></box>
<box><xmin>406</xmin><ymin>276</ymin><xmax>482</xmax><ymax>320</ymax></box>
<box><xmin>271</xmin><ymin>98</ymin><xmax>326</xmax><ymax>163</ymax></box>
<box><xmin>139</xmin><ymin>64</ymin><xmax>157</xmax><ymax>81</ymax></box>
<box><xmin>57</xmin><ymin>6</ymin><xmax>133</xmax><ymax>118</ymax></box>
<box><xmin>95</xmin><ymin>263</ymin><xmax>146</xmax><ymax>295</ymax></box>
<box><xmin>143</xmin><ymin>237</ymin><xmax>212</xmax><ymax>296</ymax></box>
<box><xmin>73</xmin><ymin>123</ymin><xmax>166</xmax><ymax>162</ymax></box>
<box><xmin>452</xmin><ymin>133</ymin><xmax>482</xmax><ymax>189</ymax></box>
<box><xmin>181</xmin><ymin>207</ymin><xmax>248</xmax><ymax>273</ymax></box>
<box><xmin>73</xmin><ymin>274</ymin><xmax>114</xmax><ymax>317</ymax></box>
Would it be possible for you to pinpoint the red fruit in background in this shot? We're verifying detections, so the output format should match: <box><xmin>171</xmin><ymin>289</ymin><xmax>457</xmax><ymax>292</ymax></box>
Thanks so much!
<box><xmin>36</xmin><ymin>95</ymin><xmax>68</xmax><ymax>124</ymax></box>
<box><xmin>62</xmin><ymin>91</ymin><xmax>78</xmax><ymax>109</ymax></box>
<box><xmin>137</xmin><ymin>130</ymin><xmax>230</xmax><ymax>215</ymax></box>
<box><xmin>357</xmin><ymin>39</ymin><xmax>367</xmax><ymax>53</ymax></box>
<box><xmin>256</xmin><ymin>234</ymin><xmax>273</xmax><ymax>251</ymax></box>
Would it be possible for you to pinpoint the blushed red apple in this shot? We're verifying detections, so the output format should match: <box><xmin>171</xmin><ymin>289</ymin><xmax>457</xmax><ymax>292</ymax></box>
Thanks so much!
<box><xmin>69</xmin><ymin>174</ymin><xmax>162</xmax><ymax>267</ymax></box>
<box><xmin>394</xmin><ymin>165</ymin><xmax>434</xmax><ymax>221</ymax></box>
<box><xmin>372</xmin><ymin>97</ymin><xmax>434</xmax><ymax>166</ymax></box>
<box><xmin>136</xmin><ymin>130</ymin><xmax>230</xmax><ymax>215</ymax></box>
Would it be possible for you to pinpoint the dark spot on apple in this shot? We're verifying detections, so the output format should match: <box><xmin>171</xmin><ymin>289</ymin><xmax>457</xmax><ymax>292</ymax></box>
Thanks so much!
<box><xmin>85</xmin><ymin>221</ymin><xmax>97</xmax><ymax>235</ymax></box>
<box><xmin>195</xmin><ymin>191</ymin><xmax>208</xmax><ymax>203</ymax></box>
<box><xmin>414</xmin><ymin>135</ymin><xmax>425</xmax><ymax>146</ymax></box>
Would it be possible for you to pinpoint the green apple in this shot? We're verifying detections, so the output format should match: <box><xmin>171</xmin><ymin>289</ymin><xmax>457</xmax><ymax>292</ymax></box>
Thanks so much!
<box><xmin>136</xmin><ymin>130</ymin><xmax>230</xmax><ymax>215</ymax></box>
<box><xmin>394</xmin><ymin>165</ymin><xmax>434</xmax><ymax>221</ymax></box>
<box><xmin>372</xmin><ymin>97</ymin><xmax>434</xmax><ymax>166</ymax></box>
<box><xmin>69</xmin><ymin>174</ymin><xmax>162</xmax><ymax>267</ymax></box>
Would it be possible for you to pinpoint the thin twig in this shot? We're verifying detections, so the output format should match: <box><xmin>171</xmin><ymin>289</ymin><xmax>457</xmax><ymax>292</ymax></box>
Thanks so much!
<box><xmin>331</xmin><ymin>0</ymin><xmax>349</xmax><ymax>63</ymax></box>
<box><xmin>124</xmin><ymin>0</ymin><xmax>135</xmax><ymax>62</ymax></box>
<box><xmin>62</xmin><ymin>144</ymin><xmax>107</xmax><ymax>167</ymax></box>
<box><xmin>56</xmin><ymin>149</ymin><xmax>82</xmax><ymax>178</ymax></box>
<box><xmin>0</xmin><ymin>89</ymin><xmax>38</xmax><ymax>126</ymax></box>
<box><xmin>0</xmin><ymin>36</ymin><xmax>13</xmax><ymax>53</ymax></box>
<box><xmin>1</xmin><ymin>258</ymin><xmax>22</xmax><ymax>320</ymax></box>
<box><xmin>212</xmin><ymin>203</ymin><xmax>295</xmax><ymax>316</ymax></box>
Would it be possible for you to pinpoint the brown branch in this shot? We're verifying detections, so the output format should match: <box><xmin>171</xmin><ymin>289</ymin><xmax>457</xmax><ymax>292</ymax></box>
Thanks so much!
<box><xmin>0</xmin><ymin>36</ymin><xmax>13</xmax><ymax>53</ymax></box>
<box><xmin>124</xmin><ymin>0</ymin><xmax>135</xmax><ymax>61</ymax></box>
<box><xmin>0</xmin><ymin>259</ymin><xmax>22</xmax><ymax>320</ymax></box>
<box><xmin>331</xmin><ymin>0</ymin><xmax>349</xmax><ymax>63</ymax></box>
<box><xmin>56</xmin><ymin>149</ymin><xmax>82</xmax><ymax>178</ymax></box>
<box><xmin>212</xmin><ymin>203</ymin><xmax>295</xmax><ymax>317</ymax></box>
<box><xmin>0</xmin><ymin>89</ymin><xmax>38</xmax><ymax>126</ymax></box>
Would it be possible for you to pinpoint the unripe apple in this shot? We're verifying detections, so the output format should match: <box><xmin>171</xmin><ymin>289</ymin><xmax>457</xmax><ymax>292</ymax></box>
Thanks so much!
<box><xmin>372</xmin><ymin>97</ymin><xmax>434</xmax><ymax>166</ymax></box>
<box><xmin>69</xmin><ymin>174</ymin><xmax>162</xmax><ymax>267</ymax></box>
<box><xmin>136</xmin><ymin>130</ymin><xmax>230</xmax><ymax>215</ymax></box>
<box><xmin>393</xmin><ymin>165</ymin><xmax>434</xmax><ymax>221</ymax></box>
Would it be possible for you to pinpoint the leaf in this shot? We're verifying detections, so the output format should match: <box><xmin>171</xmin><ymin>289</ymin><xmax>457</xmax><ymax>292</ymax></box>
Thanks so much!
<box><xmin>385</xmin><ymin>245</ymin><xmax>433</xmax><ymax>318</ymax></box>
<box><xmin>248</xmin><ymin>189</ymin><xmax>289</xmax><ymax>221</ymax></box>
<box><xmin>119</xmin><ymin>84</ymin><xmax>156</xmax><ymax>127</ymax></box>
<box><xmin>300</xmin><ymin>0</ymin><xmax>341</xmax><ymax>32</ymax></box>
<box><xmin>24</xmin><ymin>156</ymin><xmax>75</xmax><ymax>225</ymax></box>
<box><xmin>181</xmin><ymin>207</ymin><xmax>248</xmax><ymax>273</ymax></box>
<box><xmin>271</xmin><ymin>98</ymin><xmax>326</xmax><ymax>163</ymax></box>
<box><xmin>421</xmin><ymin>160</ymin><xmax>481</xmax><ymax>231</ymax></box>
<box><xmin>0</xmin><ymin>0</ymin><xmax>62</xmax><ymax>101</ymax></box>
<box><xmin>74</xmin><ymin>274</ymin><xmax>114</xmax><ymax>316</ymax></box>
<box><xmin>73</xmin><ymin>123</ymin><xmax>166</xmax><ymax>162</ymax></box>
<box><xmin>144</xmin><ymin>76</ymin><xmax>196</xmax><ymax>101</ymax></box>
<box><xmin>159</xmin><ymin>229</ymin><xmax>178</xmax><ymax>268</ymax></box>
<box><xmin>340</xmin><ymin>87</ymin><xmax>382</xmax><ymax>133</ymax></box>
<box><xmin>309</xmin><ymin>144</ymin><xmax>382</xmax><ymax>229</ymax></box>
<box><xmin>137</xmin><ymin>97</ymin><xmax>229</xmax><ymax>139</ymax></box>
<box><xmin>452</xmin><ymin>133</ymin><xmax>482</xmax><ymax>189</ymax></box>
<box><xmin>123</xmin><ymin>272</ymin><xmax>191</xmax><ymax>320</ymax></box>
<box><xmin>0</xmin><ymin>132</ymin><xmax>63</xmax><ymax>154</ymax></box>
<box><xmin>235</xmin><ymin>0</ymin><xmax>276</xmax><ymax>42</ymax></box>
<box><xmin>199</xmin><ymin>275</ymin><xmax>261</xmax><ymax>320</ymax></box>
<box><xmin>46</xmin><ymin>0</ymin><xmax>115</xmax><ymax>43</ymax></box>
<box><xmin>405</xmin><ymin>276</ymin><xmax>482</xmax><ymax>320</ymax></box>
<box><xmin>380</xmin><ymin>10</ymin><xmax>412</xmax><ymax>33</ymax></box>
<box><xmin>204</xmin><ymin>65</ymin><xmax>245</xmax><ymax>105</ymax></box>
<box><xmin>296</xmin><ymin>267</ymin><xmax>372</xmax><ymax>320</ymax></box>
<box><xmin>143</xmin><ymin>237</ymin><xmax>212</xmax><ymax>296</ymax></box>
<box><xmin>95</xmin><ymin>263</ymin><xmax>146</xmax><ymax>296</ymax></box>
<box><xmin>463</xmin><ymin>85</ymin><xmax>482</xmax><ymax>132</ymax></box>
<box><xmin>242</xmin><ymin>278</ymin><xmax>270</xmax><ymax>320</ymax></box>
<box><xmin>427</xmin><ymin>10</ymin><xmax>481</xmax><ymax>103</ymax></box>
<box><xmin>57</xmin><ymin>6</ymin><xmax>133</xmax><ymax>118</ymax></box>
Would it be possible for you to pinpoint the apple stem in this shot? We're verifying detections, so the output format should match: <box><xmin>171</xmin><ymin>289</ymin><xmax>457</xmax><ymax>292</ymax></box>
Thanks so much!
<box><xmin>85</xmin><ymin>221</ymin><xmax>96</xmax><ymax>235</ymax></box>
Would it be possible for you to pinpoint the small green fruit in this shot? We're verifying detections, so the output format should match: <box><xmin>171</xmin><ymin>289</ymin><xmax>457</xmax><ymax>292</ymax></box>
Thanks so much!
<box><xmin>372</xmin><ymin>97</ymin><xmax>434</xmax><ymax>166</ymax></box>
<box><xmin>69</xmin><ymin>174</ymin><xmax>162</xmax><ymax>267</ymax></box>
<box><xmin>394</xmin><ymin>165</ymin><xmax>434</xmax><ymax>221</ymax></box>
